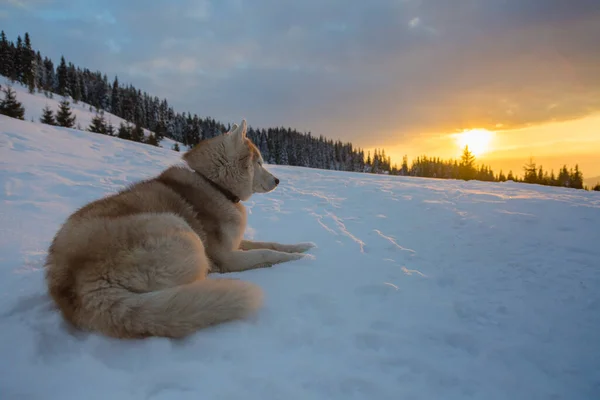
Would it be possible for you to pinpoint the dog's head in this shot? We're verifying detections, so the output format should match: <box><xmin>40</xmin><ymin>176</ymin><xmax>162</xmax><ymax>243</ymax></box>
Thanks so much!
<box><xmin>182</xmin><ymin>120</ymin><xmax>279</xmax><ymax>202</ymax></box>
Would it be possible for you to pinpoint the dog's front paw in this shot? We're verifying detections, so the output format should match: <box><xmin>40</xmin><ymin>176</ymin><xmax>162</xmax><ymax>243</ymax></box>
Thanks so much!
<box><xmin>286</xmin><ymin>242</ymin><xmax>316</xmax><ymax>253</ymax></box>
<box><xmin>270</xmin><ymin>251</ymin><xmax>315</xmax><ymax>266</ymax></box>
<box><xmin>286</xmin><ymin>252</ymin><xmax>315</xmax><ymax>262</ymax></box>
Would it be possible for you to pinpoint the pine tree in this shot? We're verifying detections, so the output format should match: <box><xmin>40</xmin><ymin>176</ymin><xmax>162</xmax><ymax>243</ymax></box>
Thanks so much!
<box><xmin>523</xmin><ymin>157</ymin><xmax>537</xmax><ymax>184</ymax></box>
<box><xmin>549</xmin><ymin>170</ymin><xmax>557</xmax><ymax>186</ymax></box>
<box><xmin>459</xmin><ymin>146</ymin><xmax>476</xmax><ymax>180</ymax></box>
<box><xmin>570</xmin><ymin>164</ymin><xmax>584</xmax><ymax>189</ymax></box>
<box><xmin>593</xmin><ymin>183</ymin><xmax>600</xmax><ymax>192</ymax></box>
<box><xmin>558</xmin><ymin>165</ymin><xmax>570</xmax><ymax>187</ymax></box>
<box><xmin>110</xmin><ymin>76</ymin><xmax>121</xmax><ymax>115</ymax></box>
<box><xmin>401</xmin><ymin>155</ymin><xmax>409</xmax><ymax>175</ymax></box>
<box><xmin>154</xmin><ymin>120</ymin><xmax>168</xmax><ymax>142</ymax></box>
<box><xmin>6</xmin><ymin>39</ymin><xmax>17</xmax><ymax>82</ymax></box>
<box><xmin>34</xmin><ymin>51</ymin><xmax>44</xmax><ymax>91</ymax></box>
<box><xmin>131</xmin><ymin>124</ymin><xmax>144</xmax><ymax>142</ymax></box>
<box><xmin>498</xmin><ymin>170</ymin><xmax>506</xmax><ymax>182</ymax></box>
<box><xmin>537</xmin><ymin>166</ymin><xmax>545</xmax><ymax>184</ymax></box>
<box><xmin>40</xmin><ymin>104</ymin><xmax>56</xmax><ymax>125</ymax></box>
<box><xmin>0</xmin><ymin>86</ymin><xmax>25</xmax><ymax>120</ymax></box>
<box><xmin>42</xmin><ymin>57</ymin><xmax>55</xmax><ymax>94</ymax></box>
<box><xmin>117</xmin><ymin>122</ymin><xmax>132</xmax><ymax>140</ymax></box>
<box><xmin>14</xmin><ymin>35</ymin><xmax>23</xmax><ymax>82</ymax></box>
<box><xmin>23</xmin><ymin>32</ymin><xmax>35</xmax><ymax>93</ymax></box>
<box><xmin>105</xmin><ymin>122</ymin><xmax>115</xmax><ymax>136</ymax></box>
<box><xmin>88</xmin><ymin>112</ymin><xmax>107</xmax><ymax>134</ymax></box>
<box><xmin>371</xmin><ymin>149</ymin><xmax>380</xmax><ymax>173</ymax></box>
<box><xmin>56</xmin><ymin>56</ymin><xmax>69</xmax><ymax>96</ymax></box>
<box><xmin>0</xmin><ymin>31</ymin><xmax>10</xmax><ymax>78</ymax></box>
<box><xmin>145</xmin><ymin>133</ymin><xmax>159</xmax><ymax>146</ymax></box>
<box><xmin>56</xmin><ymin>99</ymin><xmax>76</xmax><ymax>128</ymax></box>
<box><xmin>71</xmin><ymin>72</ymin><xmax>82</xmax><ymax>103</ymax></box>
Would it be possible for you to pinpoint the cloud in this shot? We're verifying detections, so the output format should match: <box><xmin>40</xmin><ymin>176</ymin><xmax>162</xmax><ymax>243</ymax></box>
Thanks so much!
<box><xmin>408</xmin><ymin>16</ymin><xmax>437</xmax><ymax>35</ymax></box>
<box><xmin>95</xmin><ymin>10</ymin><xmax>116</xmax><ymax>25</ymax></box>
<box><xmin>2</xmin><ymin>0</ymin><xmax>599</xmax><ymax>148</ymax></box>
<box><xmin>6</xmin><ymin>0</ymin><xmax>29</xmax><ymax>9</ymax></box>
<box><xmin>187</xmin><ymin>0</ymin><xmax>211</xmax><ymax>21</ymax></box>
<box><xmin>105</xmin><ymin>38</ymin><xmax>122</xmax><ymax>54</ymax></box>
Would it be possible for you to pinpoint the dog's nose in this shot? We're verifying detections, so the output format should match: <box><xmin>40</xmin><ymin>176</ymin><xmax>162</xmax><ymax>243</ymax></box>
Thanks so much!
<box><xmin>274</xmin><ymin>178</ymin><xmax>280</xmax><ymax>185</ymax></box>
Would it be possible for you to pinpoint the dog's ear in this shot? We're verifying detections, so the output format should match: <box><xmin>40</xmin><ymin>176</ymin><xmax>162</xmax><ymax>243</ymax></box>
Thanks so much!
<box><xmin>227</xmin><ymin>123</ymin><xmax>239</xmax><ymax>134</ymax></box>
<box><xmin>227</xmin><ymin>119</ymin><xmax>247</xmax><ymax>144</ymax></box>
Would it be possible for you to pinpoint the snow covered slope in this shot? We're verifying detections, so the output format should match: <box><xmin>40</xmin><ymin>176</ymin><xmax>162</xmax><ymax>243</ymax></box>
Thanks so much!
<box><xmin>0</xmin><ymin>76</ymin><xmax>187</xmax><ymax>151</ymax></box>
<box><xmin>1</xmin><ymin>115</ymin><xmax>599</xmax><ymax>400</ymax></box>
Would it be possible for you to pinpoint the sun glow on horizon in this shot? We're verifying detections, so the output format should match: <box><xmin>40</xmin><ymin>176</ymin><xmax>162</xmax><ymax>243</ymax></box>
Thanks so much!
<box><xmin>453</xmin><ymin>129</ymin><xmax>495</xmax><ymax>156</ymax></box>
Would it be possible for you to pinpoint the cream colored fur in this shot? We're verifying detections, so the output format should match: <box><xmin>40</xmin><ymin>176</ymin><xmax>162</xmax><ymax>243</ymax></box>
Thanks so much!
<box><xmin>44</xmin><ymin>120</ymin><xmax>314</xmax><ymax>339</ymax></box>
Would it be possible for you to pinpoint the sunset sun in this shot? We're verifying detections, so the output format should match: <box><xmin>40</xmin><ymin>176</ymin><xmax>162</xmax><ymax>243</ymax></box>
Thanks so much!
<box><xmin>454</xmin><ymin>129</ymin><xmax>495</xmax><ymax>156</ymax></box>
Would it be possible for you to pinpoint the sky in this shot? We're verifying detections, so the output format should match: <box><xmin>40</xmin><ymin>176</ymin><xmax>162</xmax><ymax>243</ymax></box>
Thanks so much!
<box><xmin>2</xmin><ymin>0</ymin><xmax>600</xmax><ymax>177</ymax></box>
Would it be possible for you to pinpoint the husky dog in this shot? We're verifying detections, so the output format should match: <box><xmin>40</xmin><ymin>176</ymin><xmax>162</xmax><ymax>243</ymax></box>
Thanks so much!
<box><xmin>44</xmin><ymin>120</ymin><xmax>314</xmax><ymax>339</ymax></box>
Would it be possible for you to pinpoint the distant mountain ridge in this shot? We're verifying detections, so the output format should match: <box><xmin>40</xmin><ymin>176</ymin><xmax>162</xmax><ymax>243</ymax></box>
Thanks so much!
<box><xmin>584</xmin><ymin>176</ymin><xmax>600</xmax><ymax>188</ymax></box>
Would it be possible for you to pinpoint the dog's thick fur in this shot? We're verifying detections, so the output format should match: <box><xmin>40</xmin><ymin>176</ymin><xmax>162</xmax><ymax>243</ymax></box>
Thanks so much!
<box><xmin>44</xmin><ymin>120</ymin><xmax>313</xmax><ymax>339</ymax></box>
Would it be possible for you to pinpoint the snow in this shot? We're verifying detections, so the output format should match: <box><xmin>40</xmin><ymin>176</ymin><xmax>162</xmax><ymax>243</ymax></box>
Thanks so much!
<box><xmin>1</xmin><ymin>114</ymin><xmax>600</xmax><ymax>400</ymax></box>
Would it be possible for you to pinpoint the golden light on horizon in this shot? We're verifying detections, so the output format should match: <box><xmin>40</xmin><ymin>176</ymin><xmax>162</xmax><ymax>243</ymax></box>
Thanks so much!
<box><xmin>453</xmin><ymin>128</ymin><xmax>495</xmax><ymax>156</ymax></box>
<box><xmin>385</xmin><ymin>114</ymin><xmax>600</xmax><ymax>177</ymax></box>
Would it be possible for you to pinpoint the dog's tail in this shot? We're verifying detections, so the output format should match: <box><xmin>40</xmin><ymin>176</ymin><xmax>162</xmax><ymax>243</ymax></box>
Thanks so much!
<box><xmin>90</xmin><ymin>279</ymin><xmax>263</xmax><ymax>339</ymax></box>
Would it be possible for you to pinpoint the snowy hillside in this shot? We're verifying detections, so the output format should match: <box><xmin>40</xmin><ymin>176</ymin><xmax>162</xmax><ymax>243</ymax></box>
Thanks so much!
<box><xmin>1</xmin><ymin>115</ymin><xmax>599</xmax><ymax>400</ymax></box>
<box><xmin>0</xmin><ymin>76</ymin><xmax>188</xmax><ymax>152</ymax></box>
